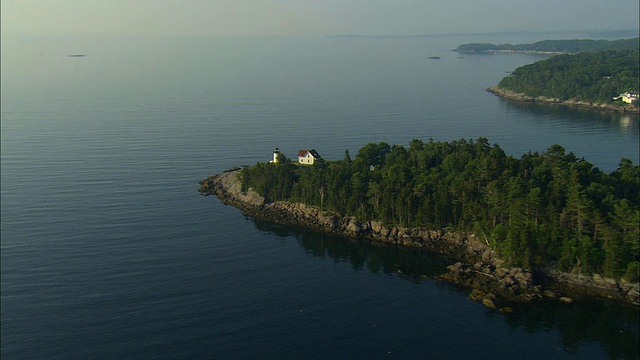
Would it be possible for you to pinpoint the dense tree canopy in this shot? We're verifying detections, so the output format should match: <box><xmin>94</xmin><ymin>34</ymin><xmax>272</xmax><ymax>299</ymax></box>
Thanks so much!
<box><xmin>240</xmin><ymin>139</ymin><xmax>640</xmax><ymax>281</ymax></box>
<box><xmin>497</xmin><ymin>49</ymin><xmax>639</xmax><ymax>104</ymax></box>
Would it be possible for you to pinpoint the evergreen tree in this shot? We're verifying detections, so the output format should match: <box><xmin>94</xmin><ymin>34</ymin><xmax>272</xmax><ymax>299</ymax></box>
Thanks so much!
<box><xmin>237</xmin><ymin>139</ymin><xmax>639</xmax><ymax>279</ymax></box>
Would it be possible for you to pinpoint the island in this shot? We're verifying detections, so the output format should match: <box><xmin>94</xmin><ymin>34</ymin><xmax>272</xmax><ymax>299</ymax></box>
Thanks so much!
<box><xmin>201</xmin><ymin>139</ymin><xmax>640</xmax><ymax>308</ymax></box>
<box><xmin>488</xmin><ymin>48</ymin><xmax>639</xmax><ymax>112</ymax></box>
<box><xmin>454</xmin><ymin>38</ymin><xmax>639</xmax><ymax>54</ymax></box>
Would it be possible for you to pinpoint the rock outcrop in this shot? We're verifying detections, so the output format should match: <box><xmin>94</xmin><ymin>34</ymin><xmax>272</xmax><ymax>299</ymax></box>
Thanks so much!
<box><xmin>200</xmin><ymin>169</ymin><xmax>640</xmax><ymax>307</ymax></box>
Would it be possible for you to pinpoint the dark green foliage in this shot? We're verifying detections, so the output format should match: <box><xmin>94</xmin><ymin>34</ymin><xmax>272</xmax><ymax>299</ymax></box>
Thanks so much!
<box><xmin>456</xmin><ymin>38</ymin><xmax>639</xmax><ymax>53</ymax></box>
<box><xmin>498</xmin><ymin>49</ymin><xmax>639</xmax><ymax>103</ymax></box>
<box><xmin>240</xmin><ymin>155</ymin><xmax>298</xmax><ymax>201</ymax></box>
<box><xmin>241</xmin><ymin>139</ymin><xmax>640</xmax><ymax>278</ymax></box>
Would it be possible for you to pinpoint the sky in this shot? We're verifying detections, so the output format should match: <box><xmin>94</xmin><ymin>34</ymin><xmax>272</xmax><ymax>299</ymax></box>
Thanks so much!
<box><xmin>2</xmin><ymin>0</ymin><xmax>639</xmax><ymax>37</ymax></box>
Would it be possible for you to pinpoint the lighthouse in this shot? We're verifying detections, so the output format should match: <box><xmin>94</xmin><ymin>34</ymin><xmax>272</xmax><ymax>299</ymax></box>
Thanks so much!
<box><xmin>272</xmin><ymin>148</ymin><xmax>280</xmax><ymax>163</ymax></box>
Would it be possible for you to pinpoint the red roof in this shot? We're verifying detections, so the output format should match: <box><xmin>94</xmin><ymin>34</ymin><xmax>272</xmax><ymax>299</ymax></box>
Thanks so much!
<box><xmin>298</xmin><ymin>149</ymin><xmax>321</xmax><ymax>158</ymax></box>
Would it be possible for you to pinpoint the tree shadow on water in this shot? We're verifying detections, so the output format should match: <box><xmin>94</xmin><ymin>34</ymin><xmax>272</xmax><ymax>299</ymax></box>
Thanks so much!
<box><xmin>504</xmin><ymin>299</ymin><xmax>639</xmax><ymax>359</ymax></box>
<box><xmin>250</xmin><ymin>217</ymin><xmax>451</xmax><ymax>280</ymax></box>
<box><xmin>250</xmin><ymin>216</ymin><xmax>639</xmax><ymax>359</ymax></box>
<box><xmin>499</xmin><ymin>97</ymin><xmax>639</xmax><ymax>131</ymax></box>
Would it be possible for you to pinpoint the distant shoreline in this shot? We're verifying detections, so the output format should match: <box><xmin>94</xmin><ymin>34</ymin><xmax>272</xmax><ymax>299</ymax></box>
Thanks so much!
<box><xmin>454</xmin><ymin>38</ymin><xmax>639</xmax><ymax>55</ymax></box>
<box><xmin>487</xmin><ymin>86</ymin><xmax>640</xmax><ymax>114</ymax></box>
<box><xmin>455</xmin><ymin>49</ymin><xmax>565</xmax><ymax>55</ymax></box>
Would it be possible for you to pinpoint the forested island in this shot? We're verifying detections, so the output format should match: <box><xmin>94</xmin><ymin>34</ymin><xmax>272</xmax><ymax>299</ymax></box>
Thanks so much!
<box><xmin>454</xmin><ymin>38</ymin><xmax>639</xmax><ymax>54</ymax></box>
<box><xmin>201</xmin><ymin>139</ymin><xmax>640</xmax><ymax>306</ymax></box>
<box><xmin>488</xmin><ymin>48</ymin><xmax>639</xmax><ymax>111</ymax></box>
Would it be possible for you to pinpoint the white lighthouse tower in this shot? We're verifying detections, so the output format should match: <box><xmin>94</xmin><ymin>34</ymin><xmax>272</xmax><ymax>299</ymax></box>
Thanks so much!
<box><xmin>272</xmin><ymin>148</ymin><xmax>280</xmax><ymax>163</ymax></box>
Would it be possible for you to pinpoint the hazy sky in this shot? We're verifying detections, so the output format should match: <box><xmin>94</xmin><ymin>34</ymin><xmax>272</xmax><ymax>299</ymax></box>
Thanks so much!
<box><xmin>2</xmin><ymin>0</ymin><xmax>639</xmax><ymax>37</ymax></box>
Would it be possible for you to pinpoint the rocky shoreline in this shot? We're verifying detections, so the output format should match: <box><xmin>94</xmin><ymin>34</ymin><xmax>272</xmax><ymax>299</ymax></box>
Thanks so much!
<box><xmin>487</xmin><ymin>86</ymin><xmax>640</xmax><ymax>114</ymax></box>
<box><xmin>200</xmin><ymin>169</ymin><xmax>640</xmax><ymax>308</ymax></box>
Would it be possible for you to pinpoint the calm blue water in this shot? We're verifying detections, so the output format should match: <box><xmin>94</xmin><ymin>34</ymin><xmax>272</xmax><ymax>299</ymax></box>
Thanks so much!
<box><xmin>2</xmin><ymin>34</ymin><xmax>639</xmax><ymax>359</ymax></box>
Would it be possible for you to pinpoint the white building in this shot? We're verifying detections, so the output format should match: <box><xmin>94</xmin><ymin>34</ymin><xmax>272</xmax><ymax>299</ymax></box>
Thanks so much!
<box><xmin>298</xmin><ymin>149</ymin><xmax>321</xmax><ymax>165</ymax></box>
<box><xmin>614</xmin><ymin>91</ymin><xmax>639</xmax><ymax>104</ymax></box>
<box><xmin>271</xmin><ymin>148</ymin><xmax>280</xmax><ymax>163</ymax></box>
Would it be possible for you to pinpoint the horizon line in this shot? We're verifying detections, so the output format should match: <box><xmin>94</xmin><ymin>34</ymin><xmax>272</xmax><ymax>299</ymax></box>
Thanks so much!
<box><xmin>326</xmin><ymin>29</ymin><xmax>640</xmax><ymax>39</ymax></box>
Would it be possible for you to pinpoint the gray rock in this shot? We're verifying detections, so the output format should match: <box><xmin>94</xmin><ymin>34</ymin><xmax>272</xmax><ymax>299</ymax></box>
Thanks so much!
<box><xmin>370</xmin><ymin>221</ymin><xmax>384</xmax><ymax>234</ymax></box>
<box><xmin>482</xmin><ymin>249</ymin><xmax>493</xmax><ymax>262</ymax></box>
<box><xmin>346</xmin><ymin>218</ymin><xmax>361</xmax><ymax>234</ymax></box>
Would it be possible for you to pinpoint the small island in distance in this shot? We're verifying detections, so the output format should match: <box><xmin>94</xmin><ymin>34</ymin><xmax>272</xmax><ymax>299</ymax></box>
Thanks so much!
<box><xmin>454</xmin><ymin>38</ymin><xmax>638</xmax><ymax>54</ymax></box>
<box><xmin>201</xmin><ymin>139</ymin><xmax>639</xmax><ymax>308</ymax></box>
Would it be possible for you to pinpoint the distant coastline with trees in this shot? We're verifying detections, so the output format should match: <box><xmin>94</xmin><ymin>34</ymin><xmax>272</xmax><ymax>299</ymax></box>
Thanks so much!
<box><xmin>490</xmin><ymin>49</ymin><xmax>639</xmax><ymax>112</ymax></box>
<box><xmin>201</xmin><ymin>139</ymin><xmax>640</xmax><ymax>306</ymax></box>
<box><xmin>475</xmin><ymin>38</ymin><xmax>639</xmax><ymax>112</ymax></box>
<box><xmin>454</xmin><ymin>38</ymin><xmax>639</xmax><ymax>54</ymax></box>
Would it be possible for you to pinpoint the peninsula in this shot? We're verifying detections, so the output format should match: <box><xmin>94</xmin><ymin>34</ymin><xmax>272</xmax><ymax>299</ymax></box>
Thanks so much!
<box><xmin>488</xmin><ymin>49</ymin><xmax>639</xmax><ymax>113</ymax></box>
<box><xmin>201</xmin><ymin>139</ymin><xmax>640</xmax><ymax>307</ymax></box>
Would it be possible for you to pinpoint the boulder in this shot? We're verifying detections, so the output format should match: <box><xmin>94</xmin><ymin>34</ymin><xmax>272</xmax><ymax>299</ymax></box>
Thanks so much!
<box><xmin>469</xmin><ymin>289</ymin><xmax>485</xmax><ymax>301</ymax></box>
<box><xmin>559</xmin><ymin>297</ymin><xmax>574</xmax><ymax>304</ymax></box>
<box><xmin>502</xmin><ymin>276</ymin><xmax>516</xmax><ymax>286</ymax></box>
<box><xmin>370</xmin><ymin>221</ymin><xmax>384</xmax><ymax>234</ymax></box>
<box><xmin>592</xmin><ymin>274</ymin><xmax>605</xmax><ymax>283</ymax></box>
<box><xmin>401</xmin><ymin>238</ymin><xmax>415</xmax><ymax>246</ymax></box>
<box><xmin>346</xmin><ymin>218</ymin><xmax>361</xmax><ymax>234</ymax></box>
<box><xmin>481</xmin><ymin>249</ymin><xmax>493</xmax><ymax>262</ymax></box>
<box><xmin>447</xmin><ymin>262</ymin><xmax>464</xmax><ymax>273</ymax></box>
<box><xmin>483</xmin><ymin>292</ymin><xmax>496</xmax><ymax>301</ymax></box>
<box><xmin>494</xmin><ymin>267</ymin><xmax>508</xmax><ymax>278</ymax></box>
<box><xmin>482</xmin><ymin>298</ymin><xmax>496</xmax><ymax>309</ymax></box>
<box><xmin>514</xmin><ymin>272</ymin><xmax>533</xmax><ymax>287</ymax></box>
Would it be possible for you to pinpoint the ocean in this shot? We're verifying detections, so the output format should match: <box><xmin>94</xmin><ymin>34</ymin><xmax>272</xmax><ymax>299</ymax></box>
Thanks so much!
<box><xmin>1</xmin><ymin>32</ymin><xmax>639</xmax><ymax>359</ymax></box>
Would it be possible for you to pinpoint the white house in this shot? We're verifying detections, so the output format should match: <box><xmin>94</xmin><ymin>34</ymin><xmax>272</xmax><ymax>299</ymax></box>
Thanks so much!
<box><xmin>298</xmin><ymin>149</ymin><xmax>321</xmax><ymax>165</ymax></box>
<box><xmin>614</xmin><ymin>91</ymin><xmax>639</xmax><ymax>104</ymax></box>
